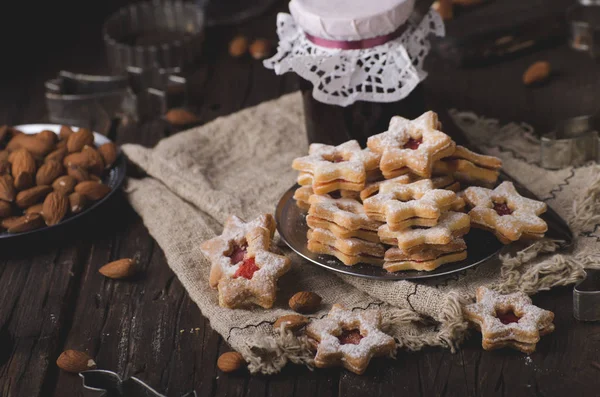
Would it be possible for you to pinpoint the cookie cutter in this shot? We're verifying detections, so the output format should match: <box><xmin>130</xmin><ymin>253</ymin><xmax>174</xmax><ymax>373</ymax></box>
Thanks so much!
<box><xmin>567</xmin><ymin>3</ymin><xmax>600</xmax><ymax>57</ymax></box>
<box><xmin>574</xmin><ymin>269</ymin><xmax>600</xmax><ymax>321</ymax></box>
<box><xmin>80</xmin><ymin>369</ymin><xmax>197</xmax><ymax>397</ymax></box>
<box><xmin>540</xmin><ymin>115</ymin><xmax>600</xmax><ymax>169</ymax></box>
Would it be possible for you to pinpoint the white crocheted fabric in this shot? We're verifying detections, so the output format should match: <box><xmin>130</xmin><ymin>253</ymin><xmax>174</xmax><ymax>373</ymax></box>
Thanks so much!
<box><xmin>264</xmin><ymin>11</ymin><xmax>445</xmax><ymax>107</ymax></box>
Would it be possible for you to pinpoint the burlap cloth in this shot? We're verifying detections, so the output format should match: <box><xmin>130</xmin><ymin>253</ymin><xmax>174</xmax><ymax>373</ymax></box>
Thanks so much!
<box><xmin>121</xmin><ymin>93</ymin><xmax>600</xmax><ymax>374</ymax></box>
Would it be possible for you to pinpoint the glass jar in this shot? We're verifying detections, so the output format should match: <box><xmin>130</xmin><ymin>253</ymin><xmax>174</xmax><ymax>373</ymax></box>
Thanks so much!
<box><xmin>265</xmin><ymin>0</ymin><xmax>444</xmax><ymax>146</ymax></box>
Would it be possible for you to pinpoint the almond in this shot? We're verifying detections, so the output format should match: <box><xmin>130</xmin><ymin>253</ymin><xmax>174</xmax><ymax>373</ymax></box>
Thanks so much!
<box><xmin>68</xmin><ymin>192</ymin><xmax>87</xmax><ymax>214</ymax></box>
<box><xmin>98</xmin><ymin>143</ymin><xmax>117</xmax><ymax>169</ymax></box>
<box><xmin>229</xmin><ymin>35</ymin><xmax>249</xmax><ymax>57</ymax></box>
<box><xmin>273</xmin><ymin>314</ymin><xmax>309</xmax><ymax>332</ymax></box>
<box><xmin>249</xmin><ymin>39</ymin><xmax>272</xmax><ymax>60</ymax></box>
<box><xmin>63</xmin><ymin>146</ymin><xmax>104</xmax><ymax>176</ymax></box>
<box><xmin>289</xmin><ymin>291</ymin><xmax>322</xmax><ymax>314</ymax></box>
<box><xmin>433</xmin><ymin>0</ymin><xmax>453</xmax><ymax>20</ymax></box>
<box><xmin>6</xmin><ymin>213</ymin><xmax>44</xmax><ymax>233</ymax></box>
<box><xmin>37</xmin><ymin>129</ymin><xmax>58</xmax><ymax>144</ymax></box>
<box><xmin>164</xmin><ymin>108</ymin><xmax>200</xmax><ymax>126</ymax></box>
<box><xmin>67</xmin><ymin>165</ymin><xmax>90</xmax><ymax>182</ymax></box>
<box><xmin>11</xmin><ymin>149</ymin><xmax>36</xmax><ymax>189</ymax></box>
<box><xmin>523</xmin><ymin>61</ymin><xmax>551</xmax><ymax>85</ymax></box>
<box><xmin>66</xmin><ymin>128</ymin><xmax>94</xmax><ymax>153</ymax></box>
<box><xmin>0</xmin><ymin>175</ymin><xmax>15</xmax><ymax>202</ymax></box>
<box><xmin>16</xmin><ymin>185</ymin><xmax>52</xmax><ymax>208</ymax></box>
<box><xmin>59</xmin><ymin>125</ymin><xmax>74</xmax><ymax>141</ymax></box>
<box><xmin>56</xmin><ymin>350</ymin><xmax>97</xmax><ymax>373</ymax></box>
<box><xmin>99</xmin><ymin>258</ymin><xmax>137</xmax><ymax>279</ymax></box>
<box><xmin>1</xmin><ymin>216</ymin><xmax>21</xmax><ymax>230</ymax></box>
<box><xmin>52</xmin><ymin>175</ymin><xmax>77</xmax><ymax>196</ymax></box>
<box><xmin>0</xmin><ymin>200</ymin><xmax>12</xmax><ymax>218</ymax></box>
<box><xmin>13</xmin><ymin>172</ymin><xmax>33</xmax><ymax>191</ymax></box>
<box><xmin>217</xmin><ymin>352</ymin><xmax>245</xmax><ymax>373</ymax></box>
<box><xmin>45</xmin><ymin>147</ymin><xmax>68</xmax><ymax>164</ymax></box>
<box><xmin>24</xmin><ymin>203</ymin><xmax>43</xmax><ymax>215</ymax></box>
<box><xmin>42</xmin><ymin>192</ymin><xmax>69</xmax><ymax>226</ymax></box>
<box><xmin>36</xmin><ymin>160</ymin><xmax>64</xmax><ymax>186</ymax></box>
<box><xmin>6</xmin><ymin>134</ymin><xmax>54</xmax><ymax>158</ymax></box>
<box><xmin>75</xmin><ymin>181</ymin><xmax>111</xmax><ymax>201</ymax></box>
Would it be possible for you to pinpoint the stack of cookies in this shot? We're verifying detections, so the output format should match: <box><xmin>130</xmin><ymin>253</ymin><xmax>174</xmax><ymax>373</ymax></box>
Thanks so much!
<box><xmin>291</xmin><ymin>110</ymin><xmax>548</xmax><ymax>273</ymax></box>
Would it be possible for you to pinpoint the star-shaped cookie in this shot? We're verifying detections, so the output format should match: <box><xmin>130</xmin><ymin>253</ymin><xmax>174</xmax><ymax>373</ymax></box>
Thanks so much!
<box><xmin>463</xmin><ymin>181</ymin><xmax>548</xmax><ymax>243</ymax></box>
<box><xmin>200</xmin><ymin>214</ymin><xmax>290</xmax><ymax>309</ymax></box>
<box><xmin>463</xmin><ymin>286</ymin><xmax>555</xmax><ymax>354</ymax></box>
<box><xmin>363</xmin><ymin>179</ymin><xmax>457</xmax><ymax>230</ymax></box>
<box><xmin>292</xmin><ymin>141</ymin><xmax>380</xmax><ymax>194</ymax></box>
<box><xmin>305</xmin><ymin>304</ymin><xmax>396</xmax><ymax>374</ymax></box>
<box><xmin>367</xmin><ymin>111</ymin><xmax>455</xmax><ymax>178</ymax></box>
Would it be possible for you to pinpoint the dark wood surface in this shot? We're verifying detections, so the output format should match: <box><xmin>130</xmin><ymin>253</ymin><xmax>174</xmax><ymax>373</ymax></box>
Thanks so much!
<box><xmin>1</xmin><ymin>1</ymin><xmax>599</xmax><ymax>396</ymax></box>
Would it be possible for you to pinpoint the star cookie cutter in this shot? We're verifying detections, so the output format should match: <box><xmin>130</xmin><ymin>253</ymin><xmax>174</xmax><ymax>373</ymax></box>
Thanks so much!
<box><xmin>80</xmin><ymin>369</ymin><xmax>196</xmax><ymax>397</ymax></box>
<box><xmin>540</xmin><ymin>115</ymin><xmax>600</xmax><ymax>169</ymax></box>
<box><xmin>573</xmin><ymin>268</ymin><xmax>600</xmax><ymax>322</ymax></box>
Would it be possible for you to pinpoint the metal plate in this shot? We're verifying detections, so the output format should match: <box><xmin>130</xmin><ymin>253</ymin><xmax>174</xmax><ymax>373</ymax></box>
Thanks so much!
<box><xmin>0</xmin><ymin>124</ymin><xmax>126</xmax><ymax>239</ymax></box>
<box><xmin>275</xmin><ymin>184</ymin><xmax>505</xmax><ymax>281</ymax></box>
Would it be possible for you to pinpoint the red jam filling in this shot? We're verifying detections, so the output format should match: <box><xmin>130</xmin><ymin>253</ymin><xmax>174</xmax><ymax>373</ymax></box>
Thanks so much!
<box><xmin>234</xmin><ymin>257</ymin><xmax>260</xmax><ymax>280</ymax></box>
<box><xmin>493</xmin><ymin>202</ymin><xmax>513</xmax><ymax>216</ymax></box>
<box><xmin>403</xmin><ymin>138</ymin><xmax>423</xmax><ymax>150</ymax></box>
<box><xmin>324</xmin><ymin>153</ymin><xmax>346</xmax><ymax>163</ymax></box>
<box><xmin>496</xmin><ymin>309</ymin><xmax>520</xmax><ymax>324</ymax></box>
<box><xmin>229</xmin><ymin>244</ymin><xmax>247</xmax><ymax>264</ymax></box>
<box><xmin>337</xmin><ymin>329</ymin><xmax>363</xmax><ymax>345</ymax></box>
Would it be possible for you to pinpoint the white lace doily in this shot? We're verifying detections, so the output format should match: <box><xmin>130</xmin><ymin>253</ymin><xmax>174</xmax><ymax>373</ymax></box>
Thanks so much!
<box><xmin>264</xmin><ymin>11</ymin><xmax>445</xmax><ymax>107</ymax></box>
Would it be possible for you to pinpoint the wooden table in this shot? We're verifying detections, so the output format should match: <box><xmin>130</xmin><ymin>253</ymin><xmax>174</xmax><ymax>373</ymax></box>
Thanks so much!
<box><xmin>1</xmin><ymin>1</ymin><xmax>599</xmax><ymax>396</ymax></box>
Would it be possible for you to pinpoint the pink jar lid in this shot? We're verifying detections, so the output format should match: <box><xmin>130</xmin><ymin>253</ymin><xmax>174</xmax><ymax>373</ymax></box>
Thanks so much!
<box><xmin>289</xmin><ymin>0</ymin><xmax>415</xmax><ymax>41</ymax></box>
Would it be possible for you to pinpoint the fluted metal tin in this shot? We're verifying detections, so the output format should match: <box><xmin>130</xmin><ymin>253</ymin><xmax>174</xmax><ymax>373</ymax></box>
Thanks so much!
<box><xmin>573</xmin><ymin>269</ymin><xmax>600</xmax><ymax>322</ymax></box>
<box><xmin>103</xmin><ymin>0</ymin><xmax>205</xmax><ymax>75</ymax></box>
<box><xmin>540</xmin><ymin>115</ymin><xmax>600</xmax><ymax>169</ymax></box>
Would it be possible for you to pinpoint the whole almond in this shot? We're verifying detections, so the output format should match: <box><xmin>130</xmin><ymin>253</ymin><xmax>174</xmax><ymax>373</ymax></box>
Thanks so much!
<box><xmin>0</xmin><ymin>200</ymin><xmax>12</xmax><ymax>218</ymax></box>
<box><xmin>37</xmin><ymin>129</ymin><xmax>58</xmax><ymax>144</ymax></box>
<box><xmin>56</xmin><ymin>350</ymin><xmax>97</xmax><ymax>373</ymax></box>
<box><xmin>523</xmin><ymin>61</ymin><xmax>551</xmax><ymax>85</ymax></box>
<box><xmin>217</xmin><ymin>352</ymin><xmax>245</xmax><ymax>373</ymax></box>
<box><xmin>98</xmin><ymin>143</ymin><xmax>117</xmax><ymax>169</ymax></box>
<box><xmin>6</xmin><ymin>213</ymin><xmax>44</xmax><ymax>233</ymax></box>
<box><xmin>1</xmin><ymin>216</ymin><xmax>21</xmax><ymax>229</ymax></box>
<box><xmin>24</xmin><ymin>203</ymin><xmax>43</xmax><ymax>215</ymax></box>
<box><xmin>36</xmin><ymin>160</ymin><xmax>64</xmax><ymax>186</ymax></box>
<box><xmin>433</xmin><ymin>0</ymin><xmax>453</xmax><ymax>20</ymax></box>
<box><xmin>67</xmin><ymin>165</ymin><xmax>90</xmax><ymax>182</ymax></box>
<box><xmin>64</xmin><ymin>146</ymin><xmax>104</xmax><ymax>176</ymax></box>
<box><xmin>6</xmin><ymin>134</ymin><xmax>54</xmax><ymax>158</ymax></box>
<box><xmin>273</xmin><ymin>314</ymin><xmax>309</xmax><ymax>332</ymax></box>
<box><xmin>68</xmin><ymin>192</ymin><xmax>87</xmax><ymax>214</ymax></box>
<box><xmin>229</xmin><ymin>35</ymin><xmax>249</xmax><ymax>57</ymax></box>
<box><xmin>16</xmin><ymin>185</ymin><xmax>52</xmax><ymax>208</ymax></box>
<box><xmin>42</xmin><ymin>192</ymin><xmax>69</xmax><ymax>226</ymax></box>
<box><xmin>289</xmin><ymin>291</ymin><xmax>322</xmax><ymax>314</ymax></box>
<box><xmin>249</xmin><ymin>39</ymin><xmax>272</xmax><ymax>60</ymax></box>
<box><xmin>45</xmin><ymin>147</ymin><xmax>68</xmax><ymax>164</ymax></box>
<box><xmin>164</xmin><ymin>108</ymin><xmax>200</xmax><ymax>126</ymax></box>
<box><xmin>0</xmin><ymin>175</ymin><xmax>15</xmax><ymax>202</ymax></box>
<box><xmin>99</xmin><ymin>258</ymin><xmax>137</xmax><ymax>279</ymax></box>
<box><xmin>14</xmin><ymin>172</ymin><xmax>33</xmax><ymax>191</ymax></box>
<box><xmin>11</xmin><ymin>149</ymin><xmax>36</xmax><ymax>178</ymax></box>
<box><xmin>53</xmin><ymin>175</ymin><xmax>77</xmax><ymax>196</ymax></box>
<box><xmin>67</xmin><ymin>128</ymin><xmax>94</xmax><ymax>153</ymax></box>
<box><xmin>59</xmin><ymin>125</ymin><xmax>74</xmax><ymax>141</ymax></box>
<box><xmin>75</xmin><ymin>181</ymin><xmax>111</xmax><ymax>201</ymax></box>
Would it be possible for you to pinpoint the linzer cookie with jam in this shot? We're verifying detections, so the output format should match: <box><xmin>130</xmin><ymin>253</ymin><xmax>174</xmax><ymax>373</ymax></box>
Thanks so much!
<box><xmin>463</xmin><ymin>181</ymin><xmax>547</xmax><ymax>244</ymax></box>
<box><xmin>367</xmin><ymin>111</ymin><xmax>455</xmax><ymax>178</ymax></box>
<box><xmin>463</xmin><ymin>287</ymin><xmax>555</xmax><ymax>354</ymax></box>
<box><xmin>200</xmin><ymin>214</ymin><xmax>290</xmax><ymax>309</ymax></box>
<box><xmin>383</xmin><ymin>237</ymin><xmax>467</xmax><ymax>272</ymax></box>
<box><xmin>305</xmin><ymin>304</ymin><xmax>396</xmax><ymax>375</ymax></box>
<box><xmin>363</xmin><ymin>179</ymin><xmax>457</xmax><ymax>231</ymax></box>
<box><xmin>306</xmin><ymin>194</ymin><xmax>382</xmax><ymax>243</ymax></box>
<box><xmin>292</xmin><ymin>141</ymin><xmax>380</xmax><ymax>194</ymax></box>
<box><xmin>433</xmin><ymin>145</ymin><xmax>503</xmax><ymax>188</ymax></box>
<box><xmin>307</xmin><ymin>228</ymin><xmax>385</xmax><ymax>266</ymax></box>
